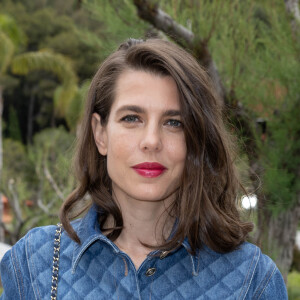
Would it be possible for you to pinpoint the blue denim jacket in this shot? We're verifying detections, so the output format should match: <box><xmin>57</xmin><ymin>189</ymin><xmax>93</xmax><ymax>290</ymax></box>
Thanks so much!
<box><xmin>0</xmin><ymin>206</ymin><xmax>288</xmax><ymax>299</ymax></box>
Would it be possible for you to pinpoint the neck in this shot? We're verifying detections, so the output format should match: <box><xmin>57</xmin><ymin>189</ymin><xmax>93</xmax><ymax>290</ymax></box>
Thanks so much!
<box><xmin>103</xmin><ymin>191</ymin><xmax>175</xmax><ymax>269</ymax></box>
<box><xmin>119</xmin><ymin>200</ymin><xmax>173</xmax><ymax>245</ymax></box>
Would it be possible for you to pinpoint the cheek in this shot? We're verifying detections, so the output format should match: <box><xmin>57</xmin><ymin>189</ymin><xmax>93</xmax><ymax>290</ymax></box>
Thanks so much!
<box><xmin>166</xmin><ymin>135</ymin><xmax>187</xmax><ymax>164</ymax></box>
<box><xmin>106</xmin><ymin>131</ymin><xmax>137</xmax><ymax>182</ymax></box>
<box><xmin>106</xmin><ymin>128</ymin><xmax>137</xmax><ymax>162</ymax></box>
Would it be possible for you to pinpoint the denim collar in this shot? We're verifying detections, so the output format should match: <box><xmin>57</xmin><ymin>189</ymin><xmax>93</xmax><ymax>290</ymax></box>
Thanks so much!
<box><xmin>71</xmin><ymin>205</ymin><xmax>200</xmax><ymax>275</ymax></box>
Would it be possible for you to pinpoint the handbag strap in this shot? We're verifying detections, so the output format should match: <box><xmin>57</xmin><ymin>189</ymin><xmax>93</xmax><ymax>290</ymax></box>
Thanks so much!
<box><xmin>51</xmin><ymin>223</ymin><xmax>62</xmax><ymax>300</ymax></box>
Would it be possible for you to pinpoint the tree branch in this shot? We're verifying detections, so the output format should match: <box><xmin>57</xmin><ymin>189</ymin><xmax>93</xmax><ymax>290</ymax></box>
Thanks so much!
<box><xmin>285</xmin><ymin>0</ymin><xmax>300</xmax><ymax>22</ymax></box>
<box><xmin>8</xmin><ymin>179</ymin><xmax>23</xmax><ymax>224</ymax></box>
<box><xmin>133</xmin><ymin>0</ymin><xmax>226</xmax><ymax>101</ymax></box>
<box><xmin>285</xmin><ymin>0</ymin><xmax>300</xmax><ymax>38</ymax></box>
<box><xmin>110</xmin><ymin>0</ymin><xmax>135</xmax><ymax>27</ymax></box>
<box><xmin>133</xmin><ymin>0</ymin><xmax>194</xmax><ymax>48</ymax></box>
<box><xmin>43</xmin><ymin>162</ymin><xmax>64</xmax><ymax>201</ymax></box>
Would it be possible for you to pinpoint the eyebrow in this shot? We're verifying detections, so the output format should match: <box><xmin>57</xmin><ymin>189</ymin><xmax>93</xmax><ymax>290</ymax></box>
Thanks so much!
<box><xmin>116</xmin><ymin>105</ymin><xmax>181</xmax><ymax>117</ymax></box>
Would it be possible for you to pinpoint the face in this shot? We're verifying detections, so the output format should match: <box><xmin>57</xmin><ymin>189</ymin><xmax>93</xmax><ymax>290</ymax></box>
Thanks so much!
<box><xmin>92</xmin><ymin>69</ymin><xmax>186</xmax><ymax>205</ymax></box>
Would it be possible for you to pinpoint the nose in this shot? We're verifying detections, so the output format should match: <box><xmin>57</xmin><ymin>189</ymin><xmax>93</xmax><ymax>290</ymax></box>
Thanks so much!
<box><xmin>140</xmin><ymin>124</ymin><xmax>162</xmax><ymax>152</ymax></box>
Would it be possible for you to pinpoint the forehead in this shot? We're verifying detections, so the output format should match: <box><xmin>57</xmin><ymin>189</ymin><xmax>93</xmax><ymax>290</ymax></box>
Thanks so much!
<box><xmin>111</xmin><ymin>69</ymin><xmax>181</xmax><ymax>113</ymax></box>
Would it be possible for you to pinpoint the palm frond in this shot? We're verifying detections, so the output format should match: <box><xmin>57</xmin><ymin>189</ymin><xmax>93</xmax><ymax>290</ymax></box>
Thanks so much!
<box><xmin>53</xmin><ymin>83</ymin><xmax>78</xmax><ymax>118</ymax></box>
<box><xmin>65</xmin><ymin>80</ymin><xmax>91</xmax><ymax>131</ymax></box>
<box><xmin>0</xmin><ymin>31</ymin><xmax>14</xmax><ymax>75</ymax></box>
<box><xmin>12</xmin><ymin>50</ymin><xmax>78</xmax><ymax>119</ymax></box>
<box><xmin>0</xmin><ymin>14</ymin><xmax>26</xmax><ymax>47</ymax></box>
<box><xmin>12</xmin><ymin>50</ymin><xmax>77</xmax><ymax>86</ymax></box>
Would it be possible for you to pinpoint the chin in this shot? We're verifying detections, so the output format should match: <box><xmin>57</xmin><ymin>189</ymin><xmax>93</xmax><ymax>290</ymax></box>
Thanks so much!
<box><xmin>130</xmin><ymin>187</ymin><xmax>176</xmax><ymax>203</ymax></box>
<box><xmin>130</xmin><ymin>192</ymin><xmax>165</xmax><ymax>202</ymax></box>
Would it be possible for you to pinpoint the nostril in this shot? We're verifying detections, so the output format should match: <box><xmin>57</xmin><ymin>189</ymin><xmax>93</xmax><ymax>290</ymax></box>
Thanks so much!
<box><xmin>140</xmin><ymin>129</ymin><xmax>162</xmax><ymax>150</ymax></box>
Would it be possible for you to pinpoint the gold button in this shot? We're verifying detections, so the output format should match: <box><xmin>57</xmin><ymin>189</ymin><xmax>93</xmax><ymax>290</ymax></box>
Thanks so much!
<box><xmin>160</xmin><ymin>251</ymin><xmax>168</xmax><ymax>259</ymax></box>
<box><xmin>145</xmin><ymin>267</ymin><xmax>156</xmax><ymax>276</ymax></box>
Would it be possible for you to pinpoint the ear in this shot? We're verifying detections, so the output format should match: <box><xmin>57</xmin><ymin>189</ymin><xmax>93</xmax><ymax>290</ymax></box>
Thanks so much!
<box><xmin>91</xmin><ymin>113</ymin><xmax>108</xmax><ymax>156</ymax></box>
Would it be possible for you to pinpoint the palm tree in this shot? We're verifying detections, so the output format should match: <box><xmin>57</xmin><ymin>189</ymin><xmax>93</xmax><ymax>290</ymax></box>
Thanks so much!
<box><xmin>0</xmin><ymin>13</ymin><xmax>78</xmax><ymax>171</ymax></box>
<box><xmin>12</xmin><ymin>50</ymin><xmax>78</xmax><ymax>119</ymax></box>
<box><xmin>0</xmin><ymin>14</ymin><xmax>78</xmax><ymax>242</ymax></box>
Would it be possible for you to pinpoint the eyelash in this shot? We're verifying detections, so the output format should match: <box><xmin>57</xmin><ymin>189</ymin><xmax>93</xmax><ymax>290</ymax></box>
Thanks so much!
<box><xmin>120</xmin><ymin>115</ymin><xmax>140</xmax><ymax>123</ymax></box>
<box><xmin>120</xmin><ymin>115</ymin><xmax>183</xmax><ymax>128</ymax></box>
<box><xmin>165</xmin><ymin>119</ymin><xmax>182</xmax><ymax>128</ymax></box>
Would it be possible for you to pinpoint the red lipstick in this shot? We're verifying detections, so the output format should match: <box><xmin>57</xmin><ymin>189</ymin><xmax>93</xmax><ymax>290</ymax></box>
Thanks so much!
<box><xmin>132</xmin><ymin>162</ymin><xmax>166</xmax><ymax>178</ymax></box>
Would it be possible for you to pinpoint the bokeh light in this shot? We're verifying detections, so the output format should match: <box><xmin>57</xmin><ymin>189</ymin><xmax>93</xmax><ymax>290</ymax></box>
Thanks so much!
<box><xmin>241</xmin><ymin>194</ymin><xmax>257</xmax><ymax>209</ymax></box>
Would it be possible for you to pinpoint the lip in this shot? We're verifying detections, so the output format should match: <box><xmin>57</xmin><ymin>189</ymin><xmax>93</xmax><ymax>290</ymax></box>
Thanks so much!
<box><xmin>132</xmin><ymin>162</ymin><xmax>167</xmax><ymax>178</ymax></box>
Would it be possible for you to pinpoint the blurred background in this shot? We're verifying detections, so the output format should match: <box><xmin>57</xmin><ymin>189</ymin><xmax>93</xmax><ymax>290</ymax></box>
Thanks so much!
<box><xmin>0</xmin><ymin>0</ymin><xmax>299</xmax><ymax>297</ymax></box>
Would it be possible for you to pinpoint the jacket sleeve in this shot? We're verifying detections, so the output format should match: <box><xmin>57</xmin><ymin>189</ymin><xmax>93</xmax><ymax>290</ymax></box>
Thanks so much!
<box><xmin>253</xmin><ymin>259</ymin><xmax>288</xmax><ymax>300</ymax></box>
<box><xmin>257</xmin><ymin>266</ymin><xmax>288</xmax><ymax>299</ymax></box>
<box><xmin>1</xmin><ymin>226</ymin><xmax>58</xmax><ymax>300</ymax></box>
<box><xmin>0</xmin><ymin>247</ymin><xmax>22</xmax><ymax>300</ymax></box>
<box><xmin>0</xmin><ymin>235</ymin><xmax>33</xmax><ymax>300</ymax></box>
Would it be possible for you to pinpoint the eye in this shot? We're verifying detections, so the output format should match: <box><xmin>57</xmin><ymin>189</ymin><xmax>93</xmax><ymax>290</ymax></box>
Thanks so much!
<box><xmin>120</xmin><ymin>115</ymin><xmax>140</xmax><ymax>123</ymax></box>
<box><xmin>165</xmin><ymin>119</ymin><xmax>183</xmax><ymax>128</ymax></box>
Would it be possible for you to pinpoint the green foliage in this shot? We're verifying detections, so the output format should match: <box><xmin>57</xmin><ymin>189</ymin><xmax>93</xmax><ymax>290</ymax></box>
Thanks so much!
<box><xmin>12</xmin><ymin>50</ymin><xmax>77</xmax><ymax>85</ymax></box>
<box><xmin>42</xmin><ymin>26</ymin><xmax>103</xmax><ymax>80</ymax></box>
<box><xmin>291</xmin><ymin>247</ymin><xmax>300</xmax><ymax>272</ymax></box>
<box><xmin>84</xmin><ymin>0</ymin><xmax>148</xmax><ymax>56</ymax></box>
<box><xmin>157</xmin><ymin>0</ymin><xmax>223</xmax><ymax>43</ymax></box>
<box><xmin>2</xmin><ymin>139</ymin><xmax>31</xmax><ymax>178</ymax></box>
<box><xmin>1</xmin><ymin>127</ymin><xmax>76</xmax><ymax>236</ymax></box>
<box><xmin>262</xmin><ymin>99</ymin><xmax>300</xmax><ymax>213</ymax></box>
<box><xmin>0</xmin><ymin>13</ymin><xmax>26</xmax><ymax>75</ymax></box>
<box><xmin>0</xmin><ymin>13</ymin><xmax>26</xmax><ymax>47</ymax></box>
<box><xmin>0</xmin><ymin>30</ymin><xmax>14</xmax><ymax>75</ymax></box>
<box><xmin>288</xmin><ymin>271</ymin><xmax>300</xmax><ymax>300</ymax></box>
<box><xmin>28</xmin><ymin>126</ymin><xmax>76</xmax><ymax>203</ymax></box>
<box><xmin>12</xmin><ymin>50</ymin><xmax>78</xmax><ymax>118</ymax></box>
<box><xmin>1</xmin><ymin>138</ymin><xmax>34</xmax><ymax>204</ymax></box>
<box><xmin>65</xmin><ymin>80</ymin><xmax>91</xmax><ymax>131</ymax></box>
<box><xmin>1</xmin><ymin>0</ymin><xmax>104</xmax><ymax>80</ymax></box>
<box><xmin>219</xmin><ymin>1</ymin><xmax>300</xmax><ymax>214</ymax></box>
<box><xmin>8</xmin><ymin>106</ymin><xmax>21</xmax><ymax>141</ymax></box>
<box><xmin>0</xmin><ymin>0</ymin><xmax>105</xmax><ymax>140</ymax></box>
<box><xmin>155</xmin><ymin>0</ymin><xmax>299</xmax><ymax>113</ymax></box>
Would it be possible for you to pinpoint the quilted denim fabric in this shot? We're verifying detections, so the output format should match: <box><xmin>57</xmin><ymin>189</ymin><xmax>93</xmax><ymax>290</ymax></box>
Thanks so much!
<box><xmin>0</xmin><ymin>206</ymin><xmax>288</xmax><ymax>299</ymax></box>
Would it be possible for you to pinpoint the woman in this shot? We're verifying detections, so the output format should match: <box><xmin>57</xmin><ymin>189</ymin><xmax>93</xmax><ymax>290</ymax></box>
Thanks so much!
<box><xmin>0</xmin><ymin>38</ymin><xmax>287</xmax><ymax>299</ymax></box>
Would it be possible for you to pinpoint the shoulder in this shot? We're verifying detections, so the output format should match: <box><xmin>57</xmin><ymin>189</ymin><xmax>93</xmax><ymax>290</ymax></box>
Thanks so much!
<box><xmin>229</xmin><ymin>242</ymin><xmax>287</xmax><ymax>299</ymax></box>
<box><xmin>0</xmin><ymin>226</ymin><xmax>53</xmax><ymax>299</ymax></box>
<box><xmin>5</xmin><ymin>224</ymin><xmax>64</xmax><ymax>264</ymax></box>
<box><xmin>0</xmin><ymin>222</ymin><xmax>80</xmax><ymax>299</ymax></box>
<box><xmin>8</xmin><ymin>219</ymin><xmax>81</xmax><ymax>256</ymax></box>
<box><xmin>3</xmin><ymin>220</ymin><xmax>81</xmax><ymax>268</ymax></box>
<box><xmin>201</xmin><ymin>242</ymin><xmax>287</xmax><ymax>299</ymax></box>
<box><xmin>239</xmin><ymin>243</ymin><xmax>288</xmax><ymax>299</ymax></box>
<box><xmin>1</xmin><ymin>224</ymin><xmax>58</xmax><ymax>270</ymax></box>
<box><xmin>202</xmin><ymin>241</ymin><xmax>261</xmax><ymax>271</ymax></box>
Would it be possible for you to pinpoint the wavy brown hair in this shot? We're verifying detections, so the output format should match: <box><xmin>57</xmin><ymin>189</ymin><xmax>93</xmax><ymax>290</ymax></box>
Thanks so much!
<box><xmin>60</xmin><ymin>38</ymin><xmax>253</xmax><ymax>254</ymax></box>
